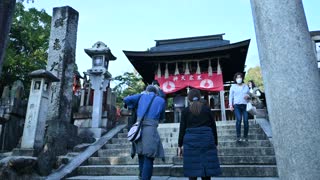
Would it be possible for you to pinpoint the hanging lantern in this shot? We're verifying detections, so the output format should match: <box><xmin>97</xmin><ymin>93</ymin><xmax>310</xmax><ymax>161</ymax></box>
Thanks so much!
<box><xmin>217</xmin><ymin>59</ymin><xmax>222</xmax><ymax>75</ymax></box>
<box><xmin>196</xmin><ymin>61</ymin><xmax>201</xmax><ymax>74</ymax></box>
<box><xmin>208</xmin><ymin>59</ymin><xmax>213</xmax><ymax>76</ymax></box>
<box><xmin>185</xmin><ymin>62</ymin><xmax>190</xmax><ymax>75</ymax></box>
<box><xmin>174</xmin><ymin>62</ymin><xmax>179</xmax><ymax>75</ymax></box>
<box><xmin>165</xmin><ymin>63</ymin><xmax>169</xmax><ymax>79</ymax></box>
<box><xmin>157</xmin><ymin>63</ymin><xmax>161</xmax><ymax>78</ymax></box>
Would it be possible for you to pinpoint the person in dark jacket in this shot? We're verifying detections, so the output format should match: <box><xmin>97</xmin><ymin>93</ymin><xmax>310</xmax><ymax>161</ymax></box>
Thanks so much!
<box><xmin>178</xmin><ymin>89</ymin><xmax>221</xmax><ymax>180</ymax></box>
<box><xmin>124</xmin><ymin>85</ymin><xmax>166</xmax><ymax>180</ymax></box>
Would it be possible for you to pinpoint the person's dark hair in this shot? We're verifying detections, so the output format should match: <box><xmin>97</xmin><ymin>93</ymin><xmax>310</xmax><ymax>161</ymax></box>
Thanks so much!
<box><xmin>152</xmin><ymin>80</ymin><xmax>160</xmax><ymax>86</ymax></box>
<box><xmin>188</xmin><ymin>89</ymin><xmax>202</xmax><ymax>115</ymax></box>
<box><xmin>233</xmin><ymin>72</ymin><xmax>244</xmax><ymax>82</ymax></box>
<box><xmin>248</xmin><ymin>80</ymin><xmax>256</xmax><ymax>88</ymax></box>
<box><xmin>146</xmin><ymin>85</ymin><xmax>158</xmax><ymax>94</ymax></box>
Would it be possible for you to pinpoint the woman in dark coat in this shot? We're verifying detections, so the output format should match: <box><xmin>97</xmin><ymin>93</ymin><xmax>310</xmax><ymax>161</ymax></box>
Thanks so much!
<box><xmin>178</xmin><ymin>89</ymin><xmax>221</xmax><ymax>180</ymax></box>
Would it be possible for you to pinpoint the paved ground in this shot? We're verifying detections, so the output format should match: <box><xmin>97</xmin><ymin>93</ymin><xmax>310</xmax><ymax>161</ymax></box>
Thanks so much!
<box><xmin>68</xmin><ymin>176</ymin><xmax>279</xmax><ymax>180</ymax></box>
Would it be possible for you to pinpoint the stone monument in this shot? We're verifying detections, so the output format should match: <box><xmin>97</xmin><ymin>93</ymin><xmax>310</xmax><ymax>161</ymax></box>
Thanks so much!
<box><xmin>37</xmin><ymin>6</ymin><xmax>80</xmax><ymax>175</ymax></box>
<box><xmin>46</xmin><ymin>6</ymin><xmax>79</xmax><ymax>124</ymax></box>
<box><xmin>250</xmin><ymin>0</ymin><xmax>320</xmax><ymax>179</ymax></box>
<box><xmin>13</xmin><ymin>70</ymin><xmax>59</xmax><ymax>156</ymax></box>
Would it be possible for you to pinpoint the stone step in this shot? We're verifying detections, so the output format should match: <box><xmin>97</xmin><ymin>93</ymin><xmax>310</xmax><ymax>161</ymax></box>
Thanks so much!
<box><xmin>98</xmin><ymin>147</ymin><xmax>275</xmax><ymax>157</ymax></box>
<box><xmin>159</xmin><ymin>136</ymin><xmax>267</xmax><ymax>145</ymax></box>
<box><xmin>67</xmin><ymin>175</ymin><xmax>279</xmax><ymax>180</ymax></box>
<box><xmin>156</xmin><ymin>125</ymin><xmax>262</xmax><ymax>131</ymax></box>
<box><xmin>171</xmin><ymin>156</ymin><xmax>276</xmax><ymax>165</ymax></box>
<box><xmin>66</xmin><ymin>176</ymin><xmax>187</xmax><ymax>180</ymax></box>
<box><xmin>121</xmin><ymin>121</ymin><xmax>260</xmax><ymax>134</ymax></box>
<box><xmin>87</xmin><ymin>155</ymin><xmax>276</xmax><ymax>165</ymax></box>
<box><xmin>66</xmin><ymin>152</ymin><xmax>81</xmax><ymax>157</ymax></box>
<box><xmin>118</xmin><ymin>128</ymin><xmax>264</xmax><ymax>138</ymax></box>
<box><xmin>157</xmin><ymin>121</ymin><xmax>258</xmax><ymax>128</ymax></box>
<box><xmin>215</xmin><ymin>120</ymin><xmax>258</xmax><ymax>126</ymax></box>
<box><xmin>76</xmin><ymin>164</ymin><xmax>278</xmax><ymax>177</ymax></box>
<box><xmin>104</xmin><ymin>140</ymin><xmax>272</xmax><ymax>149</ymax></box>
<box><xmin>170</xmin><ymin>165</ymin><xmax>278</xmax><ymax>177</ymax></box>
<box><xmin>111</xmin><ymin>134</ymin><xmax>268</xmax><ymax>144</ymax></box>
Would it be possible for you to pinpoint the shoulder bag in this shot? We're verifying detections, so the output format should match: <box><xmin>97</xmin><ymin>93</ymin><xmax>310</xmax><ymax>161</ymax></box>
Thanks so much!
<box><xmin>127</xmin><ymin>95</ymin><xmax>156</xmax><ymax>142</ymax></box>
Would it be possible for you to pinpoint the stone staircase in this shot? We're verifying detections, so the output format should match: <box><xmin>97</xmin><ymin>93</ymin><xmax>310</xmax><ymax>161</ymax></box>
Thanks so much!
<box><xmin>67</xmin><ymin>120</ymin><xmax>278</xmax><ymax>179</ymax></box>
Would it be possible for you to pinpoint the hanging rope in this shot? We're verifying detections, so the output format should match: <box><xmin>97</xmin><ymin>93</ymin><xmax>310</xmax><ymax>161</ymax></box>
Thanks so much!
<box><xmin>174</xmin><ymin>62</ymin><xmax>179</xmax><ymax>75</ymax></box>
<box><xmin>185</xmin><ymin>62</ymin><xmax>190</xmax><ymax>75</ymax></box>
<box><xmin>157</xmin><ymin>63</ymin><xmax>161</xmax><ymax>78</ymax></box>
<box><xmin>196</xmin><ymin>61</ymin><xmax>201</xmax><ymax>74</ymax></box>
<box><xmin>165</xmin><ymin>63</ymin><xmax>169</xmax><ymax>79</ymax></box>
<box><xmin>208</xmin><ymin>59</ymin><xmax>213</xmax><ymax>76</ymax></box>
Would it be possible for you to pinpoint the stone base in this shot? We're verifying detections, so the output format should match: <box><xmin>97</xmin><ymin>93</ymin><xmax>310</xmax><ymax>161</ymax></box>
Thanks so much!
<box><xmin>74</xmin><ymin>107</ymin><xmax>108</xmax><ymax>119</ymax></box>
<box><xmin>12</xmin><ymin>148</ymin><xmax>35</xmax><ymax>156</ymax></box>
<box><xmin>78</xmin><ymin>127</ymin><xmax>106</xmax><ymax>139</ymax></box>
<box><xmin>74</xmin><ymin>118</ymin><xmax>108</xmax><ymax>128</ymax></box>
<box><xmin>36</xmin><ymin>121</ymin><xmax>81</xmax><ymax>175</ymax></box>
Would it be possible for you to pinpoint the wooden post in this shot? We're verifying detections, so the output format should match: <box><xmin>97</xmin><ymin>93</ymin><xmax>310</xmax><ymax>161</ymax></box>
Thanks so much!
<box><xmin>86</xmin><ymin>84</ymin><xmax>91</xmax><ymax>106</ymax></box>
<box><xmin>80</xmin><ymin>88</ymin><xmax>85</xmax><ymax>106</ymax></box>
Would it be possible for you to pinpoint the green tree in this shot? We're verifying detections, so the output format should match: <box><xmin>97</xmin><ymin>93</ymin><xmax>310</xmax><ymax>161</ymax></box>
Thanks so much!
<box><xmin>113</xmin><ymin>71</ymin><xmax>145</xmax><ymax>107</ymax></box>
<box><xmin>0</xmin><ymin>2</ymin><xmax>51</xmax><ymax>95</ymax></box>
<box><xmin>245</xmin><ymin>66</ymin><xmax>264</xmax><ymax>91</ymax></box>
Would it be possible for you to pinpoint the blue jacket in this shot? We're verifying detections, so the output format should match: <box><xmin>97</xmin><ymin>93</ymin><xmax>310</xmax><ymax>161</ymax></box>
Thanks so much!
<box><xmin>124</xmin><ymin>92</ymin><xmax>166</xmax><ymax>120</ymax></box>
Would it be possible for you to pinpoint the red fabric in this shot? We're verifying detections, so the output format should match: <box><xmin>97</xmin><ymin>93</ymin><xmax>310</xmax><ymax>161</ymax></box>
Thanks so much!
<box><xmin>155</xmin><ymin>73</ymin><xmax>224</xmax><ymax>94</ymax></box>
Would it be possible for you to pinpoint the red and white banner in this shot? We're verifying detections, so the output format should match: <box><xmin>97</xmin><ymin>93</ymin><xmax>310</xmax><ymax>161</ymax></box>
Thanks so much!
<box><xmin>155</xmin><ymin>73</ymin><xmax>224</xmax><ymax>94</ymax></box>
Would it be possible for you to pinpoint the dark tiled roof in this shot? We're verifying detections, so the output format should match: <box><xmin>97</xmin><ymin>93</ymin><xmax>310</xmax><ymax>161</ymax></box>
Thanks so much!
<box><xmin>150</xmin><ymin>34</ymin><xmax>230</xmax><ymax>52</ymax></box>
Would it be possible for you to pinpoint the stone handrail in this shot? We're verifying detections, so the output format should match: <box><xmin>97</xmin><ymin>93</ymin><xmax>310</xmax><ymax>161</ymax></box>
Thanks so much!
<box><xmin>46</xmin><ymin>123</ymin><xmax>126</xmax><ymax>180</ymax></box>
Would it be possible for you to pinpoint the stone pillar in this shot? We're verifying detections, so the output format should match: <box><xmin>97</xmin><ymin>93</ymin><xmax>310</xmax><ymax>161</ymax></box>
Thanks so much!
<box><xmin>219</xmin><ymin>91</ymin><xmax>226</xmax><ymax>121</ymax></box>
<box><xmin>111</xmin><ymin>91</ymin><xmax>116</xmax><ymax>107</ymax></box>
<box><xmin>106</xmin><ymin>88</ymin><xmax>112</xmax><ymax>105</ymax></box>
<box><xmin>0</xmin><ymin>0</ymin><xmax>16</xmax><ymax>75</ymax></box>
<box><xmin>250</xmin><ymin>0</ymin><xmax>320</xmax><ymax>179</ymax></box>
<box><xmin>91</xmin><ymin>77</ymin><xmax>104</xmax><ymax>128</ymax></box>
<box><xmin>46</xmin><ymin>6</ymin><xmax>79</xmax><ymax>123</ymax></box>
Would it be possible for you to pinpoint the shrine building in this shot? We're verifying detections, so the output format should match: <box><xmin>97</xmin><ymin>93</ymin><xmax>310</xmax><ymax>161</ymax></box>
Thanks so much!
<box><xmin>123</xmin><ymin>34</ymin><xmax>250</xmax><ymax>121</ymax></box>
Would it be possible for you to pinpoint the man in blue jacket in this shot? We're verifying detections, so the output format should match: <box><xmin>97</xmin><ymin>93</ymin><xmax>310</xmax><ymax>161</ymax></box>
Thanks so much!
<box><xmin>124</xmin><ymin>85</ymin><xmax>166</xmax><ymax>180</ymax></box>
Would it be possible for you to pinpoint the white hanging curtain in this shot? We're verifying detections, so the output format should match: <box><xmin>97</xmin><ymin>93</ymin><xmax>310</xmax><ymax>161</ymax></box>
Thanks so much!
<box><xmin>174</xmin><ymin>62</ymin><xmax>179</xmax><ymax>75</ymax></box>
<box><xmin>157</xmin><ymin>63</ymin><xmax>161</xmax><ymax>78</ymax></box>
<box><xmin>196</xmin><ymin>61</ymin><xmax>201</xmax><ymax>74</ymax></box>
<box><xmin>165</xmin><ymin>63</ymin><xmax>169</xmax><ymax>79</ymax></box>
<box><xmin>217</xmin><ymin>59</ymin><xmax>222</xmax><ymax>75</ymax></box>
<box><xmin>208</xmin><ymin>59</ymin><xmax>213</xmax><ymax>76</ymax></box>
<box><xmin>185</xmin><ymin>62</ymin><xmax>190</xmax><ymax>75</ymax></box>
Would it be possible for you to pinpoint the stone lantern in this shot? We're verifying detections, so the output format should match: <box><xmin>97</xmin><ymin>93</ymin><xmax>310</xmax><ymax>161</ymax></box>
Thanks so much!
<box><xmin>13</xmin><ymin>69</ymin><xmax>59</xmax><ymax>156</ymax></box>
<box><xmin>84</xmin><ymin>41</ymin><xmax>116</xmax><ymax>138</ymax></box>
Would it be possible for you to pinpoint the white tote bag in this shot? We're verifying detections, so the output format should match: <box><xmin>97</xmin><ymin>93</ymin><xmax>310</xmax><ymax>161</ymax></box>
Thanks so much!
<box><xmin>247</xmin><ymin>102</ymin><xmax>257</xmax><ymax>115</ymax></box>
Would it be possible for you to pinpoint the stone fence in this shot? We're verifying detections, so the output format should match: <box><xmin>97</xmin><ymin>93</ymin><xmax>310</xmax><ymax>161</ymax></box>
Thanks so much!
<box><xmin>73</xmin><ymin>85</ymin><xmax>117</xmax><ymax>131</ymax></box>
